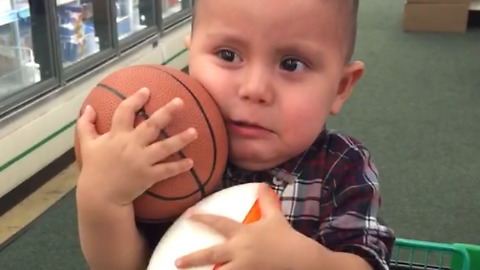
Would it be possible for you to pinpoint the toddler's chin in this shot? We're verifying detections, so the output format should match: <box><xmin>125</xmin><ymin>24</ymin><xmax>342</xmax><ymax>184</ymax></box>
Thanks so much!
<box><xmin>228</xmin><ymin>150</ymin><xmax>282</xmax><ymax>172</ymax></box>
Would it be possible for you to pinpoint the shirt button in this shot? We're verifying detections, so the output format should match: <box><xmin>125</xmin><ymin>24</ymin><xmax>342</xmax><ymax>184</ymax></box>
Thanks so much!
<box><xmin>272</xmin><ymin>177</ymin><xmax>283</xmax><ymax>186</ymax></box>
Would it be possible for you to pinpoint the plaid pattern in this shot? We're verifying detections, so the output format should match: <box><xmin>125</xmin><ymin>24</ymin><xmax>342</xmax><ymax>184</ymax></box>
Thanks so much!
<box><xmin>221</xmin><ymin>128</ymin><xmax>396</xmax><ymax>270</ymax></box>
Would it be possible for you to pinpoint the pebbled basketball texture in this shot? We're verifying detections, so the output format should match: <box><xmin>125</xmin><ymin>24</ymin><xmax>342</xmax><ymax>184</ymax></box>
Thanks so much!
<box><xmin>74</xmin><ymin>64</ymin><xmax>228</xmax><ymax>222</ymax></box>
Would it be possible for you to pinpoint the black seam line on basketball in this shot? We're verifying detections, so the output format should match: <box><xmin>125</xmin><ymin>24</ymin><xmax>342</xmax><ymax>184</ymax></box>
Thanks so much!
<box><xmin>96</xmin><ymin>82</ymin><xmax>208</xmax><ymax>200</ymax></box>
<box><xmin>161</xmin><ymin>129</ymin><xmax>206</xmax><ymax>198</ymax></box>
<box><xmin>145</xmin><ymin>65</ymin><xmax>219</xmax><ymax>199</ymax></box>
<box><xmin>97</xmin><ymin>83</ymin><xmax>148</xmax><ymax>117</ymax></box>
<box><xmin>97</xmin><ymin>83</ymin><xmax>127</xmax><ymax>99</ymax></box>
<box><xmin>143</xmin><ymin>129</ymin><xmax>207</xmax><ymax>201</ymax></box>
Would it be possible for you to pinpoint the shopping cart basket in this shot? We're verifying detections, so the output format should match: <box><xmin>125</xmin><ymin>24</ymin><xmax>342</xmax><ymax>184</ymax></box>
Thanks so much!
<box><xmin>390</xmin><ymin>238</ymin><xmax>480</xmax><ymax>270</ymax></box>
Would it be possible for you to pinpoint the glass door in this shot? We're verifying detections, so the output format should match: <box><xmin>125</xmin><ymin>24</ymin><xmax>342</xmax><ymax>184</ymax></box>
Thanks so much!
<box><xmin>162</xmin><ymin>0</ymin><xmax>192</xmax><ymax>29</ymax></box>
<box><xmin>116</xmin><ymin>0</ymin><xmax>155</xmax><ymax>41</ymax></box>
<box><xmin>0</xmin><ymin>0</ymin><xmax>54</xmax><ymax>109</ymax></box>
<box><xmin>56</xmin><ymin>0</ymin><xmax>103</xmax><ymax>67</ymax></box>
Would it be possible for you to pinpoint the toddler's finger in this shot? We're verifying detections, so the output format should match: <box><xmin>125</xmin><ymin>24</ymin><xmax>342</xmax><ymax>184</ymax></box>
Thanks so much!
<box><xmin>134</xmin><ymin>97</ymin><xmax>184</xmax><ymax>145</ymax></box>
<box><xmin>76</xmin><ymin>105</ymin><xmax>99</xmax><ymax>144</ymax></box>
<box><xmin>175</xmin><ymin>243</ymin><xmax>231</xmax><ymax>268</ymax></box>
<box><xmin>148</xmin><ymin>158</ymin><xmax>194</xmax><ymax>185</ymax></box>
<box><xmin>145</xmin><ymin>127</ymin><xmax>197</xmax><ymax>164</ymax></box>
<box><xmin>111</xmin><ymin>87</ymin><xmax>150</xmax><ymax>133</ymax></box>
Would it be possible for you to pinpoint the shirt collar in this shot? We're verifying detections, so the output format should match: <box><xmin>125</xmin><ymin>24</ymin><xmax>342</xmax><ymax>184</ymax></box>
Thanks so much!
<box><xmin>224</xmin><ymin>128</ymin><xmax>327</xmax><ymax>185</ymax></box>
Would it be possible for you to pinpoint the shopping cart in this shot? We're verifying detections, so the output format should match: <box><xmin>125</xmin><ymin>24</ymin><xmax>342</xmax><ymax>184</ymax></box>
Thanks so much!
<box><xmin>390</xmin><ymin>238</ymin><xmax>480</xmax><ymax>270</ymax></box>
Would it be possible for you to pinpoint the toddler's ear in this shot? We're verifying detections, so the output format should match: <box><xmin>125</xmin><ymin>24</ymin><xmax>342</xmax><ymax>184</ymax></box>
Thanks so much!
<box><xmin>184</xmin><ymin>35</ymin><xmax>191</xmax><ymax>49</ymax></box>
<box><xmin>330</xmin><ymin>61</ymin><xmax>365</xmax><ymax>115</ymax></box>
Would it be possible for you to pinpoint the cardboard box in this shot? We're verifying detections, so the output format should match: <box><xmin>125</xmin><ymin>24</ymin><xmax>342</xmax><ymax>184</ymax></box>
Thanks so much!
<box><xmin>471</xmin><ymin>0</ymin><xmax>480</xmax><ymax>10</ymax></box>
<box><xmin>403</xmin><ymin>2</ymin><xmax>470</xmax><ymax>33</ymax></box>
<box><xmin>407</xmin><ymin>0</ymin><xmax>470</xmax><ymax>3</ymax></box>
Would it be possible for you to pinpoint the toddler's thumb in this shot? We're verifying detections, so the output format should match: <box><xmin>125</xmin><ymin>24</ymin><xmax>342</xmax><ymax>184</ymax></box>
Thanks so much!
<box><xmin>257</xmin><ymin>183</ymin><xmax>282</xmax><ymax>218</ymax></box>
<box><xmin>76</xmin><ymin>105</ymin><xmax>99</xmax><ymax>143</ymax></box>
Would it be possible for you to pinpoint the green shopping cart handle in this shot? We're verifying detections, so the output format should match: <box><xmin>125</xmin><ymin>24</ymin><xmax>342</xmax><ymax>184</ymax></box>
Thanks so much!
<box><xmin>394</xmin><ymin>238</ymin><xmax>471</xmax><ymax>270</ymax></box>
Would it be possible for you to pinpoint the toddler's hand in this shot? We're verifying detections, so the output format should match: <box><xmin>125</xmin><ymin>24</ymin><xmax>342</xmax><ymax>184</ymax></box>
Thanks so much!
<box><xmin>175</xmin><ymin>184</ymin><xmax>304</xmax><ymax>270</ymax></box>
<box><xmin>75</xmin><ymin>88</ymin><xmax>197</xmax><ymax>206</ymax></box>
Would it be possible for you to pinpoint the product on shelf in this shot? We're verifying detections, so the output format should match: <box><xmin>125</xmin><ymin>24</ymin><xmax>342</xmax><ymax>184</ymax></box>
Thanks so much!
<box><xmin>14</xmin><ymin>0</ymin><xmax>30</xmax><ymax>10</ymax></box>
<box><xmin>168</xmin><ymin>0</ymin><xmax>179</xmax><ymax>8</ymax></box>
<box><xmin>0</xmin><ymin>27</ymin><xmax>15</xmax><ymax>77</ymax></box>
<box><xmin>58</xmin><ymin>4</ymin><xmax>86</xmax><ymax>63</ymax></box>
<box><xmin>81</xmin><ymin>2</ymin><xmax>94</xmax><ymax>20</ymax></box>
<box><xmin>116</xmin><ymin>0</ymin><xmax>132</xmax><ymax>38</ymax></box>
<box><xmin>0</xmin><ymin>27</ymin><xmax>14</xmax><ymax>48</ymax></box>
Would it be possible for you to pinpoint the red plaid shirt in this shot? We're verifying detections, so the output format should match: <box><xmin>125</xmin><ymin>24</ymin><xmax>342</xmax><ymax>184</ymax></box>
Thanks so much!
<box><xmin>139</xmin><ymin>128</ymin><xmax>395</xmax><ymax>269</ymax></box>
<box><xmin>220</xmin><ymin>128</ymin><xmax>395</xmax><ymax>270</ymax></box>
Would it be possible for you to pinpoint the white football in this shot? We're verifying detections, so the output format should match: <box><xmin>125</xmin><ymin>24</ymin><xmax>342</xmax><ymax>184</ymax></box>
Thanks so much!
<box><xmin>147</xmin><ymin>182</ymin><xmax>265</xmax><ymax>270</ymax></box>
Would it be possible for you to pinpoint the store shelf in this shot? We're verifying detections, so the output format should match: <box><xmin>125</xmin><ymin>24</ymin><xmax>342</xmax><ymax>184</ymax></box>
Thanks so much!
<box><xmin>0</xmin><ymin>65</ymin><xmax>40</xmax><ymax>100</ymax></box>
<box><xmin>162</xmin><ymin>3</ymin><xmax>182</xmax><ymax>19</ymax></box>
<box><xmin>0</xmin><ymin>45</ymin><xmax>40</xmax><ymax>101</ymax></box>
<box><xmin>57</xmin><ymin>0</ymin><xmax>77</xmax><ymax>6</ymax></box>
<box><xmin>17</xmin><ymin>7</ymin><xmax>29</xmax><ymax>19</ymax></box>
<box><xmin>0</xmin><ymin>6</ymin><xmax>30</xmax><ymax>26</ymax></box>
<box><xmin>0</xmin><ymin>10</ymin><xmax>17</xmax><ymax>27</ymax></box>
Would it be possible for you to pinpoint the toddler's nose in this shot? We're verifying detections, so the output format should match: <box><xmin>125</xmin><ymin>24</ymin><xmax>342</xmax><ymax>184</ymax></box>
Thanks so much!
<box><xmin>238</xmin><ymin>68</ymin><xmax>273</xmax><ymax>105</ymax></box>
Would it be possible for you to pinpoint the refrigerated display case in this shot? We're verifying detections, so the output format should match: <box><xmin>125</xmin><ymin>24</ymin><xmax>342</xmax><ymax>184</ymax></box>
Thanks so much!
<box><xmin>0</xmin><ymin>0</ymin><xmax>41</xmax><ymax>102</ymax></box>
<box><xmin>0</xmin><ymin>0</ymin><xmax>192</xmax><ymax>118</ymax></box>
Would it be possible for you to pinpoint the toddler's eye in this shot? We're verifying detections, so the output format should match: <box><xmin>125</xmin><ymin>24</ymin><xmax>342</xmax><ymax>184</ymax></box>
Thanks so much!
<box><xmin>280</xmin><ymin>58</ymin><xmax>306</xmax><ymax>72</ymax></box>
<box><xmin>218</xmin><ymin>49</ymin><xmax>241</xmax><ymax>63</ymax></box>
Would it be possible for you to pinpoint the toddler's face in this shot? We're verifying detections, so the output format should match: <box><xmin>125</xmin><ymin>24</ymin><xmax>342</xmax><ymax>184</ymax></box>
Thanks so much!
<box><xmin>186</xmin><ymin>0</ymin><xmax>364</xmax><ymax>170</ymax></box>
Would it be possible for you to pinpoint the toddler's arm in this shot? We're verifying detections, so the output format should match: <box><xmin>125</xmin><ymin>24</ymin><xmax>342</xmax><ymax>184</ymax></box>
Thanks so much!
<box><xmin>316</xmin><ymin>144</ymin><xmax>395</xmax><ymax>270</ymax></box>
<box><xmin>74</xmin><ymin>89</ymin><xmax>196</xmax><ymax>270</ymax></box>
<box><xmin>76</xmin><ymin>183</ymin><xmax>150</xmax><ymax>270</ymax></box>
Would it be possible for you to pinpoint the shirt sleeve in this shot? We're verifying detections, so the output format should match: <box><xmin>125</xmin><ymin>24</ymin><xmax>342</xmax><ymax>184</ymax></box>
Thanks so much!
<box><xmin>315</xmin><ymin>144</ymin><xmax>396</xmax><ymax>270</ymax></box>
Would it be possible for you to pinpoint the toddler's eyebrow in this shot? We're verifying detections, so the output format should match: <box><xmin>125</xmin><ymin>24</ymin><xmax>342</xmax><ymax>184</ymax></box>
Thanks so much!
<box><xmin>275</xmin><ymin>41</ymin><xmax>326</xmax><ymax>60</ymax></box>
<box><xmin>205</xmin><ymin>32</ymin><xmax>248</xmax><ymax>48</ymax></box>
<box><xmin>206</xmin><ymin>31</ymin><xmax>326</xmax><ymax>60</ymax></box>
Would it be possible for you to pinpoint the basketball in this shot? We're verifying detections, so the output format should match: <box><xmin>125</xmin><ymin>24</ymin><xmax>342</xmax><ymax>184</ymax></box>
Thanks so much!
<box><xmin>147</xmin><ymin>183</ymin><xmax>279</xmax><ymax>270</ymax></box>
<box><xmin>73</xmin><ymin>64</ymin><xmax>229</xmax><ymax>222</ymax></box>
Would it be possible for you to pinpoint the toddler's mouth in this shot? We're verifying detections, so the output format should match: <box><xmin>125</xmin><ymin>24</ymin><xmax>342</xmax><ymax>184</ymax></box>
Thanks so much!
<box><xmin>234</xmin><ymin>121</ymin><xmax>260</xmax><ymax>128</ymax></box>
<box><xmin>230</xmin><ymin>120</ymin><xmax>273</xmax><ymax>133</ymax></box>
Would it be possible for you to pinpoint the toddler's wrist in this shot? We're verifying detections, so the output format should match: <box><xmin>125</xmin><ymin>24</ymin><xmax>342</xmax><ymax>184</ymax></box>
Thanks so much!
<box><xmin>76</xmin><ymin>174</ymin><xmax>132</xmax><ymax>209</ymax></box>
<box><xmin>285</xmin><ymin>231</ymin><xmax>331</xmax><ymax>270</ymax></box>
<box><xmin>76</xmin><ymin>187</ymin><xmax>134</xmax><ymax>219</ymax></box>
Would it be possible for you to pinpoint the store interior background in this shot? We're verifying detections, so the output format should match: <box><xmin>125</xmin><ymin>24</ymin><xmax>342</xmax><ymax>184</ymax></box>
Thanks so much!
<box><xmin>0</xmin><ymin>0</ymin><xmax>479</xmax><ymax>269</ymax></box>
